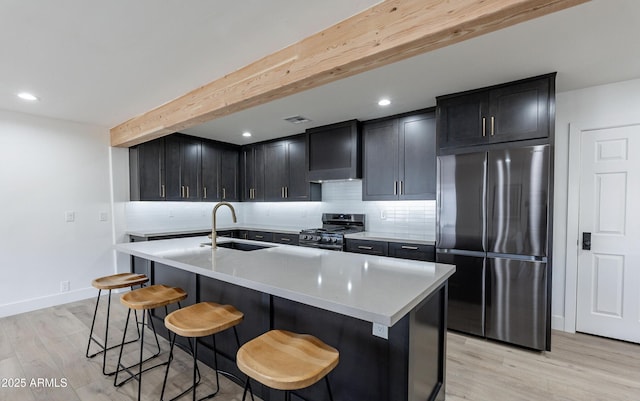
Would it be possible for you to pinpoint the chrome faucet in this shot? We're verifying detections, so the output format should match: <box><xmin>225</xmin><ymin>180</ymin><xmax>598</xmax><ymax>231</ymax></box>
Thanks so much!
<box><xmin>211</xmin><ymin>201</ymin><xmax>237</xmax><ymax>249</ymax></box>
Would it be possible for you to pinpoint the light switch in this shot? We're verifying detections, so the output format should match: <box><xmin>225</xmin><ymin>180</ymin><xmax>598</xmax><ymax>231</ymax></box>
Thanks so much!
<box><xmin>65</xmin><ymin>211</ymin><xmax>75</xmax><ymax>223</ymax></box>
<box><xmin>99</xmin><ymin>211</ymin><xmax>108</xmax><ymax>222</ymax></box>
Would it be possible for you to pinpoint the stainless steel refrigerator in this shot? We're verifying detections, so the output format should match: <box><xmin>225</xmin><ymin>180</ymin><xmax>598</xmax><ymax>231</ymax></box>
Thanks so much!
<box><xmin>436</xmin><ymin>145</ymin><xmax>551</xmax><ymax>351</ymax></box>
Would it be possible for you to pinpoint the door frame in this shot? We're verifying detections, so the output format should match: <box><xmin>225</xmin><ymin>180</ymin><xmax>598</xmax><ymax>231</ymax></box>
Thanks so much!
<box><xmin>564</xmin><ymin>122</ymin><xmax>640</xmax><ymax>333</ymax></box>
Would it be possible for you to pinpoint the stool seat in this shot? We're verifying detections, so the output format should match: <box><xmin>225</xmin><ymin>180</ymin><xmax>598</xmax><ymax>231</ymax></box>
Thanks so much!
<box><xmin>92</xmin><ymin>273</ymin><xmax>148</xmax><ymax>290</ymax></box>
<box><xmin>121</xmin><ymin>284</ymin><xmax>187</xmax><ymax>310</ymax></box>
<box><xmin>237</xmin><ymin>329</ymin><xmax>339</xmax><ymax>391</ymax></box>
<box><xmin>165</xmin><ymin>302</ymin><xmax>243</xmax><ymax>338</ymax></box>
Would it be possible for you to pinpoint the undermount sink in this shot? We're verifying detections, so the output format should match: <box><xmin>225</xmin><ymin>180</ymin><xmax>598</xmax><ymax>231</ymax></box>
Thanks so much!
<box><xmin>201</xmin><ymin>241</ymin><xmax>274</xmax><ymax>251</ymax></box>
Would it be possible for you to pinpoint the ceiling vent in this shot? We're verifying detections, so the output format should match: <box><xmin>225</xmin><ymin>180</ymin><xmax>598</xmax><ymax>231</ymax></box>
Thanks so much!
<box><xmin>284</xmin><ymin>115</ymin><xmax>312</xmax><ymax>124</ymax></box>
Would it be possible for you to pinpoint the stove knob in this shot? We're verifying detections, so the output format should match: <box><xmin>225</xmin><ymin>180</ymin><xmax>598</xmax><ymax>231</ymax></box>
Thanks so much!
<box><xmin>331</xmin><ymin>237</ymin><xmax>338</xmax><ymax>243</ymax></box>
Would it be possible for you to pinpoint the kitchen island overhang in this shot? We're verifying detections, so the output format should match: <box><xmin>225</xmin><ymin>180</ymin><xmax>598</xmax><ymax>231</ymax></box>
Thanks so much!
<box><xmin>115</xmin><ymin>236</ymin><xmax>455</xmax><ymax>401</ymax></box>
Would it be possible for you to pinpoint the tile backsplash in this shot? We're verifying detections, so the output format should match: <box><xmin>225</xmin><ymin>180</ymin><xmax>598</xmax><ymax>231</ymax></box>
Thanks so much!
<box><xmin>125</xmin><ymin>181</ymin><xmax>436</xmax><ymax>240</ymax></box>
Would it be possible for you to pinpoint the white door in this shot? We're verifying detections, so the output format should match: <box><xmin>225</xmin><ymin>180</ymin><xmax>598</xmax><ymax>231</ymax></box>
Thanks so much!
<box><xmin>576</xmin><ymin>124</ymin><xmax>640</xmax><ymax>343</ymax></box>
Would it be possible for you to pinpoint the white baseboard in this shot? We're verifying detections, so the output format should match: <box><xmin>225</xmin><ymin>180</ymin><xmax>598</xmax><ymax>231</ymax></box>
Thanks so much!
<box><xmin>0</xmin><ymin>287</ymin><xmax>96</xmax><ymax>318</ymax></box>
<box><xmin>552</xmin><ymin>314</ymin><xmax>567</xmax><ymax>332</ymax></box>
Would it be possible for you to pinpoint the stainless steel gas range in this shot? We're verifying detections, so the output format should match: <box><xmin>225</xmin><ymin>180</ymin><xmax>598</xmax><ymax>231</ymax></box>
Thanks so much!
<box><xmin>299</xmin><ymin>213</ymin><xmax>365</xmax><ymax>251</ymax></box>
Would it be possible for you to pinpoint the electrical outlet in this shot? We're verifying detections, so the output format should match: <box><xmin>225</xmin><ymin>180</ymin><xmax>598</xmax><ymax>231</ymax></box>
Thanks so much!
<box><xmin>372</xmin><ymin>322</ymin><xmax>388</xmax><ymax>339</ymax></box>
<box><xmin>65</xmin><ymin>211</ymin><xmax>75</xmax><ymax>222</ymax></box>
<box><xmin>60</xmin><ymin>280</ymin><xmax>70</xmax><ymax>293</ymax></box>
<box><xmin>99</xmin><ymin>211</ymin><xmax>108</xmax><ymax>221</ymax></box>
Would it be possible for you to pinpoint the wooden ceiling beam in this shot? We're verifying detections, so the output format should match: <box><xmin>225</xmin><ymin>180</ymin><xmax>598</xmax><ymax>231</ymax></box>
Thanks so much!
<box><xmin>110</xmin><ymin>0</ymin><xmax>588</xmax><ymax>147</ymax></box>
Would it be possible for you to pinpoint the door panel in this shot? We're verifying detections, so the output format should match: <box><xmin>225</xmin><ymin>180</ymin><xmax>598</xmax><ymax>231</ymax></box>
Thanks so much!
<box><xmin>437</xmin><ymin>152</ymin><xmax>486</xmax><ymax>251</ymax></box>
<box><xmin>437</xmin><ymin>252</ymin><xmax>485</xmax><ymax>336</ymax></box>
<box><xmin>362</xmin><ymin>119</ymin><xmax>399</xmax><ymax>200</ymax></box>
<box><xmin>486</xmin><ymin>145</ymin><xmax>549</xmax><ymax>257</ymax></box>
<box><xmin>263</xmin><ymin>141</ymin><xmax>287</xmax><ymax>201</ymax></box>
<box><xmin>577</xmin><ymin>125</ymin><xmax>640</xmax><ymax>343</ymax></box>
<box><xmin>399</xmin><ymin>113</ymin><xmax>436</xmax><ymax>200</ymax></box>
<box><xmin>486</xmin><ymin>257</ymin><xmax>548</xmax><ymax>350</ymax></box>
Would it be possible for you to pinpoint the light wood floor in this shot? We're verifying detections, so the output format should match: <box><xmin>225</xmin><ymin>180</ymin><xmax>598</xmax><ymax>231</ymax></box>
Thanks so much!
<box><xmin>1</xmin><ymin>297</ymin><xmax>639</xmax><ymax>401</ymax></box>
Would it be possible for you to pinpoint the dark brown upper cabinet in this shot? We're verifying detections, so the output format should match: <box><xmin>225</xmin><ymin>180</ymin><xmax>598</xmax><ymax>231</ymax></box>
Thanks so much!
<box><xmin>306</xmin><ymin>120</ymin><xmax>361</xmax><ymax>181</ymax></box>
<box><xmin>241</xmin><ymin>144</ymin><xmax>265</xmax><ymax>202</ymax></box>
<box><xmin>201</xmin><ymin>140</ymin><xmax>240</xmax><ymax>202</ymax></box>
<box><xmin>436</xmin><ymin>73</ymin><xmax>555</xmax><ymax>151</ymax></box>
<box><xmin>129</xmin><ymin>137</ymin><xmax>165</xmax><ymax>201</ymax></box>
<box><xmin>164</xmin><ymin>135</ymin><xmax>201</xmax><ymax>201</ymax></box>
<box><xmin>362</xmin><ymin>110</ymin><xmax>436</xmax><ymax>201</ymax></box>
<box><xmin>263</xmin><ymin>134</ymin><xmax>321</xmax><ymax>201</ymax></box>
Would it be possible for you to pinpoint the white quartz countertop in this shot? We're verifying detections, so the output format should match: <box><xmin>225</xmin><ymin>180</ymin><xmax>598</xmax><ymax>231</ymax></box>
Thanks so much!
<box><xmin>127</xmin><ymin>225</ymin><xmax>302</xmax><ymax>238</ymax></box>
<box><xmin>345</xmin><ymin>231</ymin><xmax>436</xmax><ymax>246</ymax></box>
<box><xmin>115</xmin><ymin>236</ymin><xmax>454</xmax><ymax>327</ymax></box>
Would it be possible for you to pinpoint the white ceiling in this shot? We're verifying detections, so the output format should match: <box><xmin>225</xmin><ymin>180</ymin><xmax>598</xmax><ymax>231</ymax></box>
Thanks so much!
<box><xmin>2</xmin><ymin>0</ymin><xmax>640</xmax><ymax>146</ymax></box>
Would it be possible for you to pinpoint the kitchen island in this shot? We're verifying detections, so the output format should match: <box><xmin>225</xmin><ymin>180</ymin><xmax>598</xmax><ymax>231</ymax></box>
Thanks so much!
<box><xmin>115</xmin><ymin>236</ymin><xmax>455</xmax><ymax>401</ymax></box>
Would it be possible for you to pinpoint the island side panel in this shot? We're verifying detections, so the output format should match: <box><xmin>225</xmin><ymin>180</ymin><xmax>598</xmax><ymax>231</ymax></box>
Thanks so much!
<box><xmin>408</xmin><ymin>283</ymin><xmax>447</xmax><ymax>401</ymax></box>
<box><xmin>271</xmin><ymin>295</ymin><xmax>411</xmax><ymax>401</ymax></box>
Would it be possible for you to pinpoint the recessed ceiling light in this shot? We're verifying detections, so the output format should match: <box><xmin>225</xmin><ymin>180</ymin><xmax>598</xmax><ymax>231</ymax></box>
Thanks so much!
<box><xmin>378</xmin><ymin>98</ymin><xmax>391</xmax><ymax>106</ymax></box>
<box><xmin>242</xmin><ymin>131</ymin><xmax>252</xmax><ymax>137</ymax></box>
<box><xmin>17</xmin><ymin>92</ymin><xmax>39</xmax><ymax>101</ymax></box>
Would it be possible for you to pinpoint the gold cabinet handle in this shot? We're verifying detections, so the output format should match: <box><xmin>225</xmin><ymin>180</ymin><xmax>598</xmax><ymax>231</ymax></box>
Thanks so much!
<box><xmin>394</xmin><ymin>180</ymin><xmax>398</xmax><ymax>195</ymax></box>
<box><xmin>222</xmin><ymin>188</ymin><xmax>226</xmax><ymax>199</ymax></box>
<box><xmin>285</xmin><ymin>186</ymin><xmax>288</xmax><ymax>198</ymax></box>
<box><xmin>181</xmin><ymin>186</ymin><xmax>185</xmax><ymax>198</ymax></box>
<box><xmin>482</xmin><ymin>117</ymin><xmax>486</xmax><ymax>137</ymax></box>
<box><xmin>255</xmin><ymin>235</ymin><xmax>264</xmax><ymax>239</ymax></box>
<box><xmin>401</xmin><ymin>245</ymin><xmax>419</xmax><ymax>250</ymax></box>
<box><xmin>203</xmin><ymin>186</ymin><xmax>207</xmax><ymax>199</ymax></box>
<box><xmin>186</xmin><ymin>186</ymin><xmax>190</xmax><ymax>198</ymax></box>
<box><xmin>491</xmin><ymin>116</ymin><xmax>495</xmax><ymax>136</ymax></box>
<box><xmin>160</xmin><ymin>184</ymin><xmax>165</xmax><ymax>198</ymax></box>
<box><xmin>358</xmin><ymin>245</ymin><xmax>373</xmax><ymax>250</ymax></box>
<box><xmin>281</xmin><ymin>187</ymin><xmax>285</xmax><ymax>198</ymax></box>
<box><xmin>399</xmin><ymin>181</ymin><xmax>403</xmax><ymax>195</ymax></box>
<box><xmin>280</xmin><ymin>237</ymin><xmax>291</xmax><ymax>242</ymax></box>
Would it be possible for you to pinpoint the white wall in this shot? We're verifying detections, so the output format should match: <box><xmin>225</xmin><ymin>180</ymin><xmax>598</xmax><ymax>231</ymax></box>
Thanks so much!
<box><xmin>552</xmin><ymin>77</ymin><xmax>640</xmax><ymax>331</ymax></box>
<box><xmin>0</xmin><ymin>110</ymin><xmax>115</xmax><ymax>317</ymax></box>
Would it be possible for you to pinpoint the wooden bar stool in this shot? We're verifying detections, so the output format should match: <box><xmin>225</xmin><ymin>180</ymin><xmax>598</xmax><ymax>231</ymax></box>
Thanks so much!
<box><xmin>114</xmin><ymin>284</ymin><xmax>187</xmax><ymax>401</ymax></box>
<box><xmin>237</xmin><ymin>330</ymin><xmax>339</xmax><ymax>401</ymax></box>
<box><xmin>160</xmin><ymin>302</ymin><xmax>244</xmax><ymax>401</ymax></box>
<box><xmin>86</xmin><ymin>272</ymin><xmax>149</xmax><ymax>375</ymax></box>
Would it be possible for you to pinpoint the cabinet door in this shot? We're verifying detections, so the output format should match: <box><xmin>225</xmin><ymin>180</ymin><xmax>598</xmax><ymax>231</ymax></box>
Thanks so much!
<box><xmin>437</xmin><ymin>91</ymin><xmax>488</xmax><ymax>149</ymax></box>
<box><xmin>181</xmin><ymin>136</ymin><xmax>201</xmax><ymax>200</ymax></box>
<box><xmin>362</xmin><ymin>119</ymin><xmax>399</xmax><ymax>200</ymax></box>
<box><xmin>264</xmin><ymin>141</ymin><xmax>287</xmax><ymax>201</ymax></box>
<box><xmin>201</xmin><ymin>140</ymin><xmax>219</xmax><ymax>201</ymax></box>
<box><xmin>241</xmin><ymin>145</ymin><xmax>264</xmax><ymax>201</ymax></box>
<box><xmin>164</xmin><ymin>135</ymin><xmax>183</xmax><ymax>201</ymax></box>
<box><xmin>489</xmin><ymin>77</ymin><xmax>550</xmax><ymax>143</ymax></box>
<box><xmin>220</xmin><ymin>148</ymin><xmax>239</xmax><ymax>201</ymax></box>
<box><xmin>135</xmin><ymin>137</ymin><xmax>165</xmax><ymax>201</ymax></box>
<box><xmin>285</xmin><ymin>136</ymin><xmax>310</xmax><ymax>200</ymax></box>
<box><xmin>399</xmin><ymin>112</ymin><xmax>436</xmax><ymax>200</ymax></box>
<box><xmin>164</xmin><ymin>135</ymin><xmax>200</xmax><ymax>201</ymax></box>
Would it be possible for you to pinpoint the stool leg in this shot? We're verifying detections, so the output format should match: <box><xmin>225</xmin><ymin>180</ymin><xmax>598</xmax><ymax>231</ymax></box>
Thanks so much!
<box><xmin>137</xmin><ymin>309</ymin><xmax>146</xmax><ymax>401</ymax></box>
<box><xmin>113</xmin><ymin>308</ymin><xmax>132</xmax><ymax>387</ymax></box>
<box><xmin>325</xmin><ymin>376</ymin><xmax>335</xmax><ymax>401</ymax></box>
<box><xmin>160</xmin><ymin>332</ymin><xmax>177</xmax><ymax>401</ymax></box>
<box><xmin>241</xmin><ymin>377</ymin><xmax>253</xmax><ymax>401</ymax></box>
<box><xmin>85</xmin><ymin>289</ymin><xmax>102</xmax><ymax>358</ymax></box>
